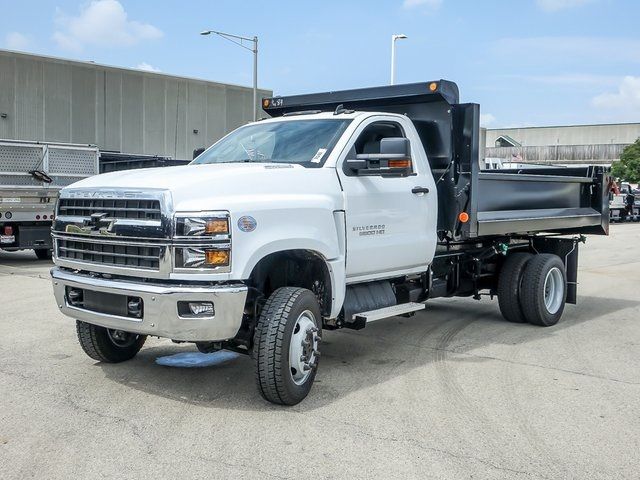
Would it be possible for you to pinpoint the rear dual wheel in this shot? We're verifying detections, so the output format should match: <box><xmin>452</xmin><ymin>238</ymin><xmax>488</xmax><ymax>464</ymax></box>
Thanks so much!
<box><xmin>519</xmin><ymin>254</ymin><xmax>567</xmax><ymax>326</ymax></box>
<box><xmin>498</xmin><ymin>253</ymin><xmax>567</xmax><ymax>327</ymax></box>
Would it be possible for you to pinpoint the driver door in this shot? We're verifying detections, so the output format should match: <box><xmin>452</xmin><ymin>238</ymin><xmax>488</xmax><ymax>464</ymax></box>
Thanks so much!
<box><xmin>337</xmin><ymin>117</ymin><xmax>437</xmax><ymax>281</ymax></box>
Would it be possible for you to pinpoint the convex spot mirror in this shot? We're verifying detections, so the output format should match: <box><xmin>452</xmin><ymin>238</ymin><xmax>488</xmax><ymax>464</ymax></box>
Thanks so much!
<box><xmin>346</xmin><ymin>137</ymin><xmax>412</xmax><ymax>177</ymax></box>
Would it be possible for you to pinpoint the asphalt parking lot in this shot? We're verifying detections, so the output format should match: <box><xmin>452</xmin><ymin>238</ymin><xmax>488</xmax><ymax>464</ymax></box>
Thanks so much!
<box><xmin>1</xmin><ymin>225</ymin><xmax>639</xmax><ymax>479</ymax></box>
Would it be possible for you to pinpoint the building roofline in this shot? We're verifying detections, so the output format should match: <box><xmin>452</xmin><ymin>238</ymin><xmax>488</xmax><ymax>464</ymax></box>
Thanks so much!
<box><xmin>0</xmin><ymin>48</ymin><xmax>271</xmax><ymax>93</ymax></box>
<box><xmin>487</xmin><ymin>121</ymin><xmax>640</xmax><ymax>131</ymax></box>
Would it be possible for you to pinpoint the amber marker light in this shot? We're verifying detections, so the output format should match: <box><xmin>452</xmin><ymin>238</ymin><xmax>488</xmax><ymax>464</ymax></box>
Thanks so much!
<box><xmin>458</xmin><ymin>212</ymin><xmax>470</xmax><ymax>223</ymax></box>
<box><xmin>205</xmin><ymin>249</ymin><xmax>230</xmax><ymax>266</ymax></box>
<box><xmin>388</xmin><ymin>159</ymin><xmax>412</xmax><ymax>169</ymax></box>
<box><xmin>204</xmin><ymin>218</ymin><xmax>229</xmax><ymax>235</ymax></box>
<box><xmin>429</xmin><ymin>82</ymin><xmax>438</xmax><ymax>92</ymax></box>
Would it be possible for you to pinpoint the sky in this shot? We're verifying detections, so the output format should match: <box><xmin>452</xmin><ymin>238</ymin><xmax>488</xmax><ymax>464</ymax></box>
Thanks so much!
<box><xmin>1</xmin><ymin>0</ymin><xmax>639</xmax><ymax>128</ymax></box>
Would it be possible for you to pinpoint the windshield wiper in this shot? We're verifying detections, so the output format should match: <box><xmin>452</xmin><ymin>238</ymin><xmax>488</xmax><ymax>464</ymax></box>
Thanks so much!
<box><xmin>214</xmin><ymin>158</ymin><xmax>272</xmax><ymax>164</ymax></box>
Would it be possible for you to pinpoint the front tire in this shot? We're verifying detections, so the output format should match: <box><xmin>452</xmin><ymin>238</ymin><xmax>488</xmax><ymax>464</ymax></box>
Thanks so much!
<box><xmin>254</xmin><ymin>287</ymin><xmax>322</xmax><ymax>406</ymax></box>
<box><xmin>519</xmin><ymin>254</ymin><xmax>567</xmax><ymax>327</ymax></box>
<box><xmin>76</xmin><ymin>320</ymin><xmax>146</xmax><ymax>363</ymax></box>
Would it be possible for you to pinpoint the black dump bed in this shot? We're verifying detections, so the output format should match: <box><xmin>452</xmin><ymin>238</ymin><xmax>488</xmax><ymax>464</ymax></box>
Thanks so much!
<box><xmin>263</xmin><ymin>81</ymin><xmax>609</xmax><ymax>240</ymax></box>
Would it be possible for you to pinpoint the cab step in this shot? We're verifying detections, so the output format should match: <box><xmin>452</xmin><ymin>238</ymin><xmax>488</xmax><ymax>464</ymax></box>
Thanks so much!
<box><xmin>353</xmin><ymin>302</ymin><xmax>426</xmax><ymax>323</ymax></box>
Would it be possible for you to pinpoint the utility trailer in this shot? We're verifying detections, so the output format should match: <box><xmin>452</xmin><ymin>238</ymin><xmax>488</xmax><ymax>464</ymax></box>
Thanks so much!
<box><xmin>0</xmin><ymin>140</ymin><xmax>99</xmax><ymax>258</ymax></box>
<box><xmin>50</xmin><ymin>80</ymin><xmax>610</xmax><ymax>405</ymax></box>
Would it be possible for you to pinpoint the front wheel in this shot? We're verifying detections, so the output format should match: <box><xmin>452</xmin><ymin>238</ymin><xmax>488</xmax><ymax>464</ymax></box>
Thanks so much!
<box><xmin>76</xmin><ymin>320</ymin><xmax>146</xmax><ymax>362</ymax></box>
<box><xmin>254</xmin><ymin>287</ymin><xmax>322</xmax><ymax>405</ymax></box>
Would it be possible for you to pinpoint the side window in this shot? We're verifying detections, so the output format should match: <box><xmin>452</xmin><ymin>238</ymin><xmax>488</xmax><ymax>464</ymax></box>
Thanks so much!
<box><xmin>354</xmin><ymin>121</ymin><xmax>405</xmax><ymax>155</ymax></box>
<box><xmin>343</xmin><ymin>120</ymin><xmax>412</xmax><ymax>176</ymax></box>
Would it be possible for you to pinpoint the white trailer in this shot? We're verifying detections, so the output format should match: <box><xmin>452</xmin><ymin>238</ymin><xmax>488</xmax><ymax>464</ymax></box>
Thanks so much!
<box><xmin>0</xmin><ymin>140</ymin><xmax>99</xmax><ymax>258</ymax></box>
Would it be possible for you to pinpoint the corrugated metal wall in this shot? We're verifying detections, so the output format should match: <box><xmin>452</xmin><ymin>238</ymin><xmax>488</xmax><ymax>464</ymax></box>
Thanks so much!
<box><xmin>0</xmin><ymin>50</ymin><xmax>271</xmax><ymax>160</ymax></box>
<box><xmin>486</xmin><ymin>123</ymin><xmax>640</xmax><ymax>147</ymax></box>
<box><xmin>485</xmin><ymin>144</ymin><xmax>627</xmax><ymax>165</ymax></box>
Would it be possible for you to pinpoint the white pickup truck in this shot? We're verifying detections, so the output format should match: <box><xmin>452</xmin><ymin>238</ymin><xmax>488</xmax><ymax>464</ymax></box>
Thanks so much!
<box><xmin>50</xmin><ymin>81</ymin><xmax>609</xmax><ymax>405</ymax></box>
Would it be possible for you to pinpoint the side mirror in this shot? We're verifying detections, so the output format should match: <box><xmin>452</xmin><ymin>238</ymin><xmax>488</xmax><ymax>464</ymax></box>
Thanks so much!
<box><xmin>193</xmin><ymin>147</ymin><xmax>205</xmax><ymax>159</ymax></box>
<box><xmin>346</xmin><ymin>137</ymin><xmax>412</xmax><ymax>177</ymax></box>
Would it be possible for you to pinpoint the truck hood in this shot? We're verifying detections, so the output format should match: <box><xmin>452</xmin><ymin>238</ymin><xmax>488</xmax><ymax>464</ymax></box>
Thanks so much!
<box><xmin>63</xmin><ymin>163</ymin><xmax>344</xmax><ymax>212</ymax></box>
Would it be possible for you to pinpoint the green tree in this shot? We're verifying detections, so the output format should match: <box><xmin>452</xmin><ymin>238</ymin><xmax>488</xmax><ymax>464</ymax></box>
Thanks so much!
<box><xmin>612</xmin><ymin>138</ymin><xmax>640</xmax><ymax>183</ymax></box>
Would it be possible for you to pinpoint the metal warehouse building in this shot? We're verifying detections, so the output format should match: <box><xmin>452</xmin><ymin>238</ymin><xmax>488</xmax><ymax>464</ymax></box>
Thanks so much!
<box><xmin>0</xmin><ymin>50</ymin><xmax>271</xmax><ymax>160</ymax></box>
<box><xmin>485</xmin><ymin>123</ymin><xmax>640</xmax><ymax>166</ymax></box>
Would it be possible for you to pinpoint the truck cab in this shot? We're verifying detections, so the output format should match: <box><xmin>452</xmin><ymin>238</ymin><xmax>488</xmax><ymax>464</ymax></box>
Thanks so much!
<box><xmin>50</xmin><ymin>81</ymin><xmax>609</xmax><ymax>405</ymax></box>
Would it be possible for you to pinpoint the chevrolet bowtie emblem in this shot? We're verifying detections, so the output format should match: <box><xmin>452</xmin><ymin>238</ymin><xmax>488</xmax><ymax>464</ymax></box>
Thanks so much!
<box><xmin>84</xmin><ymin>212</ymin><xmax>111</xmax><ymax>229</ymax></box>
<box><xmin>65</xmin><ymin>212</ymin><xmax>116</xmax><ymax>236</ymax></box>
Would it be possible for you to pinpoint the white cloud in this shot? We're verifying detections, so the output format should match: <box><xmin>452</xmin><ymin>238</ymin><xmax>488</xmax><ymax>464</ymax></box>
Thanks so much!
<box><xmin>536</xmin><ymin>0</ymin><xmax>593</xmax><ymax>11</ymax></box>
<box><xmin>4</xmin><ymin>32</ymin><xmax>31</xmax><ymax>51</ymax></box>
<box><xmin>592</xmin><ymin>76</ymin><xmax>640</xmax><ymax>110</ymax></box>
<box><xmin>403</xmin><ymin>0</ymin><xmax>442</xmax><ymax>10</ymax></box>
<box><xmin>480</xmin><ymin>113</ymin><xmax>496</xmax><ymax>127</ymax></box>
<box><xmin>53</xmin><ymin>0</ymin><xmax>163</xmax><ymax>51</ymax></box>
<box><xmin>136</xmin><ymin>62</ymin><xmax>161</xmax><ymax>72</ymax></box>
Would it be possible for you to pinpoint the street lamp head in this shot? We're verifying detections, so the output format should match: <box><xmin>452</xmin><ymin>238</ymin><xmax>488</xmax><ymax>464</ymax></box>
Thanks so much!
<box><xmin>200</xmin><ymin>30</ymin><xmax>212</xmax><ymax>36</ymax></box>
<box><xmin>393</xmin><ymin>34</ymin><xmax>408</xmax><ymax>40</ymax></box>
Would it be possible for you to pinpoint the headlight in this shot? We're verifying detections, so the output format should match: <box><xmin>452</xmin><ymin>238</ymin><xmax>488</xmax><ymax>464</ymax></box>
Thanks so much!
<box><xmin>175</xmin><ymin>247</ymin><xmax>230</xmax><ymax>269</ymax></box>
<box><xmin>175</xmin><ymin>216</ymin><xmax>229</xmax><ymax>237</ymax></box>
<box><xmin>173</xmin><ymin>213</ymin><xmax>231</xmax><ymax>270</ymax></box>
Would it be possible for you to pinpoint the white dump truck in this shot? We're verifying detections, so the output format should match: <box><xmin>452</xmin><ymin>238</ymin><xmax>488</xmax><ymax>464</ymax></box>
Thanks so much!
<box><xmin>0</xmin><ymin>140</ymin><xmax>99</xmax><ymax>258</ymax></box>
<box><xmin>50</xmin><ymin>81</ymin><xmax>609</xmax><ymax>405</ymax></box>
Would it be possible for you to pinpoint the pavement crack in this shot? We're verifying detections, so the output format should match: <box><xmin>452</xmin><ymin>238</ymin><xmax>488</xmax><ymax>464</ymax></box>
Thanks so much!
<box><xmin>450</xmin><ymin>350</ymin><xmax>640</xmax><ymax>386</ymax></box>
<box><xmin>317</xmin><ymin>415</ymin><xmax>550</xmax><ymax>479</ymax></box>
<box><xmin>62</xmin><ymin>395</ymin><xmax>154</xmax><ymax>455</ymax></box>
<box><xmin>355</xmin><ymin>328</ymin><xmax>640</xmax><ymax>386</ymax></box>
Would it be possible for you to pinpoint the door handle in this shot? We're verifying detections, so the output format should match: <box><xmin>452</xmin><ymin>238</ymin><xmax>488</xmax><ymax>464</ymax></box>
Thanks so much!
<box><xmin>411</xmin><ymin>186</ymin><xmax>430</xmax><ymax>194</ymax></box>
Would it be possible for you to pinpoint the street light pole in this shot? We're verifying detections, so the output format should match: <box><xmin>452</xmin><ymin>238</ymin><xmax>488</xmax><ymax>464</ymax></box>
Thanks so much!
<box><xmin>252</xmin><ymin>36</ymin><xmax>257</xmax><ymax>122</ymax></box>
<box><xmin>200</xmin><ymin>30</ymin><xmax>259</xmax><ymax>121</ymax></box>
<box><xmin>390</xmin><ymin>34</ymin><xmax>408</xmax><ymax>85</ymax></box>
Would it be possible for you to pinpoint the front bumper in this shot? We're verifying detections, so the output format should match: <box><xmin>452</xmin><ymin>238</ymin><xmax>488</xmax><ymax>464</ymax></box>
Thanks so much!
<box><xmin>51</xmin><ymin>267</ymin><xmax>248</xmax><ymax>342</ymax></box>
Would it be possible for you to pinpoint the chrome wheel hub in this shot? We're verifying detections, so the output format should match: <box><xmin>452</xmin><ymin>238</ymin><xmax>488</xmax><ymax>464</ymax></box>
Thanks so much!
<box><xmin>543</xmin><ymin>267</ymin><xmax>564</xmax><ymax>314</ymax></box>
<box><xmin>289</xmin><ymin>310</ymin><xmax>320</xmax><ymax>385</ymax></box>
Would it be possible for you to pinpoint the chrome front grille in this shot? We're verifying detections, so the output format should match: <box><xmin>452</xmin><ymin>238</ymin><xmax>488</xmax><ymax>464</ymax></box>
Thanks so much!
<box><xmin>53</xmin><ymin>189</ymin><xmax>231</xmax><ymax>279</ymax></box>
<box><xmin>58</xmin><ymin>198</ymin><xmax>161</xmax><ymax>220</ymax></box>
<box><xmin>53</xmin><ymin>190</ymin><xmax>171</xmax><ymax>278</ymax></box>
<box><xmin>57</xmin><ymin>238</ymin><xmax>162</xmax><ymax>270</ymax></box>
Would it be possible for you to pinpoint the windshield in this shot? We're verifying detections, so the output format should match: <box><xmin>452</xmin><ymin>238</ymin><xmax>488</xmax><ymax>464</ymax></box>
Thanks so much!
<box><xmin>192</xmin><ymin>119</ymin><xmax>351</xmax><ymax>167</ymax></box>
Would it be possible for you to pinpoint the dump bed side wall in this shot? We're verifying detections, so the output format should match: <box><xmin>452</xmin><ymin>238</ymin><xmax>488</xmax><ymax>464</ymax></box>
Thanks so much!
<box><xmin>450</xmin><ymin>106</ymin><xmax>609</xmax><ymax>239</ymax></box>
